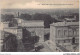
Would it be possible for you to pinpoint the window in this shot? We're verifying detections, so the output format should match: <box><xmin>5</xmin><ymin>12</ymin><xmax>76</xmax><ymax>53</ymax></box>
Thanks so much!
<box><xmin>65</xmin><ymin>40</ymin><xmax>70</xmax><ymax>43</ymax></box>
<box><xmin>68</xmin><ymin>29</ymin><xmax>73</xmax><ymax>37</ymax></box>
<box><xmin>57</xmin><ymin>40</ymin><xmax>64</xmax><ymax>43</ymax></box>
<box><xmin>58</xmin><ymin>30</ymin><xmax>61</xmax><ymax>36</ymax></box>
<box><xmin>64</xmin><ymin>40</ymin><xmax>66</xmax><ymax>43</ymax></box>
<box><xmin>64</xmin><ymin>30</ymin><xmax>67</xmax><ymax>36</ymax></box>
<box><xmin>60</xmin><ymin>40</ymin><xmax>64</xmax><ymax>43</ymax></box>
<box><xmin>72</xmin><ymin>37</ymin><xmax>75</xmax><ymax>44</ymax></box>
<box><xmin>73</xmin><ymin>30</ymin><xmax>76</xmax><ymax>36</ymax></box>
<box><xmin>75</xmin><ymin>39</ymin><xmax>79</xmax><ymax>43</ymax></box>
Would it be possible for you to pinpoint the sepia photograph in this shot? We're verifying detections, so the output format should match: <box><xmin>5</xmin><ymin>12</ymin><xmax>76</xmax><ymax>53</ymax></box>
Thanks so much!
<box><xmin>0</xmin><ymin>0</ymin><xmax>79</xmax><ymax>52</ymax></box>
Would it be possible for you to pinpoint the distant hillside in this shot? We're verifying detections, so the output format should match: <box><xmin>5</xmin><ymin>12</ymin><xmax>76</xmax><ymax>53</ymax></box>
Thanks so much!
<box><xmin>1</xmin><ymin>8</ymin><xmax>79</xmax><ymax>28</ymax></box>
<box><xmin>1</xmin><ymin>8</ymin><xmax>79</xmax><ymax>17</ymax></box>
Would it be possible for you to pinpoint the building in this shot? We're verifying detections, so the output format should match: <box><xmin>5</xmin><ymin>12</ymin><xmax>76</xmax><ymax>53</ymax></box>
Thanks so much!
<box><xmin>1</xmin><ymin>26</ymin><xmax>23</xmax><ymax>51</ymax></box>
<box><xmin>50</xmin><ymin>22</ymin><xmax>79</xmax><ymax>52</ymax></box>
<box><xmin>2</xmin><ymin>21</ymin><xmax>22</xmax><ymax>39</ymax></box>
<box><xmin>0</xmin><ymin>22</ymin><xmax>9</xmax><ymax>51</ymax></box>
<box><xmin>1</xmin><ymin>19</ymin><xmax>44</xmax><ymax>51</ymax></box>
<box><xmin>1</xmin><ymin>31</ymin><xmax>18</xmax><ymax>52</ymax></box>
<box><xmin>18</xmin><ymin>20</ymin><xmax>44</xmax><ymax>43</ymax></box>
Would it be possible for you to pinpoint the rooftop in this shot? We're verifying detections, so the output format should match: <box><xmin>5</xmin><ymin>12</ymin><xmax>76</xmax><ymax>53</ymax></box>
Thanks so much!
<box><xmin>64</xmin><ymin>18</ymin><xmax>76</xmax><ymax>21</ymax></box>
<box><xmin>22</xmin><ymin>20</ymin><xmax>44</xmax><ymax>22</ymax></box>
<box><xmin>50</xmin><ymin>22</ymin><xmax>79</xmax><ymax>26</ymax></box>
<box><xmin>20</xmin><ymin>20</ymin><xmax>44</xmax><ymax>27</ymax></box>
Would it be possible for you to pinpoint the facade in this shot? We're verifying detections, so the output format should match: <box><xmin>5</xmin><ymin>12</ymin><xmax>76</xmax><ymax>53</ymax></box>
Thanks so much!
<box><xmin>1</xmin><ymin>19</ymin><xmax>44</xmax><ymax>51</ymax></box>
<box><xmin>2</xmin><ymin>31</ymin><xmax>17</xmax><ymax>52</ymax></box>
<box><xmin>18</xmin><ymin>20</ymin><xmax>44</xmax><ymax>43</ymax></box>
<box><xmin>15</xmin><ymin>18</ymin><xmax>44</xmax><ymax>42</ymax></box>
<box><xmin>1</xmin><ymin>26</ymin><xmax>23</xmax><ymax>51</ymax></box>
<box><xmin>50</xmin><ymin>22</ymin><xmax>79</xmax><ymax>52</ymax></box>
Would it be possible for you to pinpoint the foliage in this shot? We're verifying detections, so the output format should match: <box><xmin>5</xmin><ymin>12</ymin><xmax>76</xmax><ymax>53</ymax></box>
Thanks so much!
<box><xmin>19</xmin><ymin>13</ymin><xmax>58</xmax><ymax>28</ymax></box>
<box><xmin>19</xmin><ymin>13</ymin><xmax>31</xmax><ymax>20</ymax></box>
<box><xmin>22</xmin><ymin>28</ymin><xmax>39</xmax><ymax>44</ymax></box>
<box><xmin>1</xmin><ymin>14</ymin><xmax>14</xmax><ymax>22</ymax></box>
<box><xmin>9</xmin><ymin>19</ymin><xmax>18</xmax><ymax>27</ymax></box>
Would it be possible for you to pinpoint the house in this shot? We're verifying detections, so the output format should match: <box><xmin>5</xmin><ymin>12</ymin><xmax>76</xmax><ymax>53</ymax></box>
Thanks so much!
<box><xmin>50</xmin><ymin>22</ymin><xmax>79</xmax><ymax>52</ymax></box>
<box><xmin>18</xmin><ymin>20</ymin><xmax>44</xmax><ymax>43</ymax></box>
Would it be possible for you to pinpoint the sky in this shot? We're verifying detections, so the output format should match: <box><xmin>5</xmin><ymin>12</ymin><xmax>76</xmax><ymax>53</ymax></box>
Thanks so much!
<box><xmin>0</xmin><ymin>0</ymin><xmax>79</xmax><ymax>9</ymax></box>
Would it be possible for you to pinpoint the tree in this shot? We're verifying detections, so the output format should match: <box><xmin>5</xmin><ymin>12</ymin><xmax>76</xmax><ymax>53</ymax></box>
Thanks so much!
<box><xmin>19</xmin><ymin>13</ymin><xmax>58</xmax><ymax>28</ymax></box>
<box><xmin>1</xmin><ymin>14</ymin><xmax>14</xmax><ymax>22</ymax></box>
<box><xmin>32</xmin><ymin>13</ymin><xmax>55</xmax><ymax>28</ymax></box>
<box><xmin>9</xmin><ymin>19</ymin><xmax>18</xmax><ymax>27</ymax></box>
<box><xmin>19</xmin><ymin>14</ymin><xmax>31</xmax><ymax>20</ymax></box>
<box><xmin>22</xmin><ymin>27</ymin><xmax>39</xmax><ymax>44</ymax></box>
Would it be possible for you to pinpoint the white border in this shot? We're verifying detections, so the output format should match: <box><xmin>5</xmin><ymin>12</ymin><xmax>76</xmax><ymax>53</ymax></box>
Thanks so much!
<box><xmin>0</xmin><ymin>0</ymin><xmax>79</xmax><ymax>54</ymax></box>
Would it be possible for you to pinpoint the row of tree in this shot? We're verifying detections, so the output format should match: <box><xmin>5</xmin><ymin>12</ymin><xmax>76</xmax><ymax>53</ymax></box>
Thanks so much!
<box><xmin>1</xmin><ymin>13</ymin><xmax>58</xmax><ymax>28</ymax></box>
<box><xmin>2</xmin><ymin>13</ymin><xmax>78</xmax><ymax>28</ymax></box>
<box><xmin>1</xmin><ymin>14</ymin><xmax>18</xmax><ymax>27</ymax></box>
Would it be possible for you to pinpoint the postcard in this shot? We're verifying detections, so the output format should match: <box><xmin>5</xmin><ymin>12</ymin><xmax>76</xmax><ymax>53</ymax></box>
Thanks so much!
<box><xmin>0</xmin><ymin>0</ymin><xmax>79</xmax><ymax>52</ymax></box>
